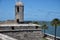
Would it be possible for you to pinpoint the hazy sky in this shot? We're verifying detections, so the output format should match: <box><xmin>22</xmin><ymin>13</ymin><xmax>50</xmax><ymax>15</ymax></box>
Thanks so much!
<box><xmin>0</xmin><ymin>0</ymin><xmax>60</xmax><ymax>21</ymax></box>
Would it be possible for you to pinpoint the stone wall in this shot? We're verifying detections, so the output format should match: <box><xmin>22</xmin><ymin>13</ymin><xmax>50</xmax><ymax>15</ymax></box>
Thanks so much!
<box><xmin>0</xmin><ymin>25</ymin><xmax>42</xmax><ymax>40</ymax></box>
<box><xmin>1</xmin><ymin>31</ymin><xmax>43</xmax><ymax>40</ymax></box>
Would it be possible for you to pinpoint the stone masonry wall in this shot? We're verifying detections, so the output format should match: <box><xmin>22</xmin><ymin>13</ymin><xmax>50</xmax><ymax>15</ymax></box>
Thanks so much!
<box><xmin>1</xmin><ymin>31</ymin><xmax>43</xmax><ymax>40</ymax></box>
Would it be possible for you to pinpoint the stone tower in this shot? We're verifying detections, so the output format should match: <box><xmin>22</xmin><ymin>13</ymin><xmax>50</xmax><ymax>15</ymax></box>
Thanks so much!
<box><xmin>15</xmin><ymin>1</ymin><xmax>24</xmax><ymax>22</ymax></box>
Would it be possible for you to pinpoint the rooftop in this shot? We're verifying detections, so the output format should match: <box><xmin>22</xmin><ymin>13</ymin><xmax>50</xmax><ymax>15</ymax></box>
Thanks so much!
<box><xmin>0</xmin><ymin>23</ymin><xmax>41</xmax><ymax>27</ymax></box>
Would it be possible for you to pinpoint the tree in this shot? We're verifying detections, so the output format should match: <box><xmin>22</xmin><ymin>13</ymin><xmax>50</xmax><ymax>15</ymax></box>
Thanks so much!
<box><xmin>42</xmin><ymin>24</ymin><xmax>48</xmax><ymax>37</ymax></box>
<box><xmin>51</xmin><ymin>18</ymin><xmax>60</xmax><ymax>40</ymax></box>
<box><xmin>32</xmin><ymin>21</ymin><xmax>39</xmax><ymax>24</ymax></box>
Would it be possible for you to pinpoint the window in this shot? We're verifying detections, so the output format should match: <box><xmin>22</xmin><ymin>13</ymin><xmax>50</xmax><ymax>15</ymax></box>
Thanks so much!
<box><xmin>17</xmin><ymin>19</ymin><xmax>19</xmax><ymax>23</ymax></box>
<box><xmin>11</xmin><ymin>26</ymin><xmax>14</xmax><ymax>30</ymax></box>
<box><xmin>35</xmin><ymin>26</ymin><xmax>38</xmax><ymax>29</ymax></box>
<box><xmin>17</xmin><ymin>6</ymin><xmax>19</xmax><ymax>12</ymax></box>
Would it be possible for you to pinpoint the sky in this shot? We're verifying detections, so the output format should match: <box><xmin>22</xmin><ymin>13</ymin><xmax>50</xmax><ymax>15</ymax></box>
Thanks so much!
<box><xmin>0</xmin><ymin>0</ymin><xmax>60</xmax><ymax>21</ymax></box>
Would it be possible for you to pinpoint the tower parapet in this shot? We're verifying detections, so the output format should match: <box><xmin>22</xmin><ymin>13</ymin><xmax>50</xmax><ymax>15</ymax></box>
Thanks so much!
<box><xmin>16</xmin><ymin>2</ymin><xmax>24</xmax><ymax>6</ymax></box>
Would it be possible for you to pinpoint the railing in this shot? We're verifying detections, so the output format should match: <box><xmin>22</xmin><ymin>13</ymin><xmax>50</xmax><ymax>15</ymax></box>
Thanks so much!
<box><xmin>45</xmin><ymin>33</ymin><xmax>60</xmax><ymax>39</ymax></box>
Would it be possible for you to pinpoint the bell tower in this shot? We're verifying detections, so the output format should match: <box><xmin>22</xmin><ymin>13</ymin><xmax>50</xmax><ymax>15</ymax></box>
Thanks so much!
<box><xmin>15</xmin><ymin>0</ymin><xmax>24</xmax><ymax>23</ymax></box>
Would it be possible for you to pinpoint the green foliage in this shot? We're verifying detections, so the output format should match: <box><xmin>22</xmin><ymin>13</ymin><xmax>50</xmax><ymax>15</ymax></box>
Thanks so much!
<box><xmin>42</xmin><ymin>24</ymin><xmax>48</xmax><ymax>30</ymax></box>
<box><xmin>41</xmin><ymin>24</ymin><xmax>48</xmax><ymax>37</ymax></box>
<box><xmin>32</xmin><ymin>21</ymin><xmax>40</xmax><ymax>25</ymax></box>
<box><xmin>51</xmin><ymin>18</ymin><xmax>60</xmax><ymax>40</ymax></box>
<box><xmin>51</xmin><ymin>18</ymin><xmax>60</xmax><ymax>26</ymax></box>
